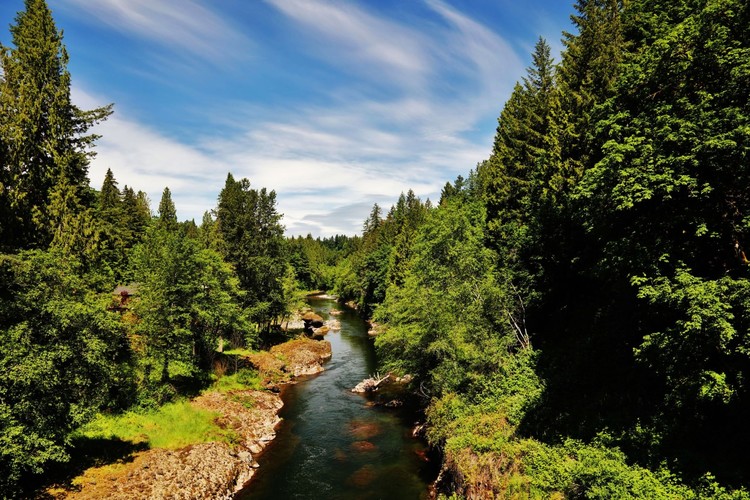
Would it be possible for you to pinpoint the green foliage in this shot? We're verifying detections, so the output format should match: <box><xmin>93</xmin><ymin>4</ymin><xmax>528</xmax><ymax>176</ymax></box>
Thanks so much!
<box><xmin>520</xmin><ymin>438</ymin><xmax>697</xmax><ymax>499</ymax></box>
<box><xmin>157</xmin><ymin>187</ymin><xmax>178</xmax><ymax>231</ymax></box>
<box><xmin>210</xmin><ymin>368</ymin><xmax>263</xmax><ymax>393</ymax></box>
<box><xmin>0</xmin><ymin>0</ymin><xmax>111</xmax><ymax>251</ymax></box>
<box><xmin>363</xmin><ymin>1</ymin><xmax>750</xmax><ymax>496</ymax></box>
<box><xmin>375</xmin><ymin>197</ymin><xmax>520</xmax><ymax>397</ymax></box>
<box><xmin>329</xmin><ymin>191</ymin><xmax>430</xmax><ymax>316</ymax></box>
<box><xmin>216</xmin><ymin>174</ymin><xmax>288</xmax><ymax>332</ymax></box>
<box><xmin>286</xmin><ymin>233</ymin><xmax>355</xmax><ymax>291</ymax></box>
<box><xmin>0</xmin><ymin>251</ymin><xmax>130</xmax><ymax>493</ymax></box>
<box><xmin>78</xmin><ymin>400</ymin><xmax>237</xmax><ymax>451</ymax></box>
<box><xmin>130</xmin><ymin>220</ymin><xmax>250</xmax><ymax>382</ymax></box>
<box><xmin>635</xmin><ymin>270</ymin><xmax>743</xmax><ymax>405</ymax></box>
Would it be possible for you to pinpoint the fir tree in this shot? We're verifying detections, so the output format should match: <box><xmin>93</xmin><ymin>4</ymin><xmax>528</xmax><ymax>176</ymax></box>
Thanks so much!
<box><xmin>157</xmin><ymin>187</ymin><xmax>178</xmax><ymax>230</ymax></box>
<box><xmin>99</xmin><ymin>168</ymin><xmax>121</xmax><ymax>211</ymax></box>
<box><xmin>481</xmin><ymin>38</ymin><xmax>558</xmax><ymax>259</ymax></box>
<box><xmin>216</xmin><ymin>173</ymin><xmax>287</xmax><ymax>332</ymax></box>
<box><xmin>0</xmin><ymin>0</ymin><xmax>112</xmax><ymax>250</ymax></box>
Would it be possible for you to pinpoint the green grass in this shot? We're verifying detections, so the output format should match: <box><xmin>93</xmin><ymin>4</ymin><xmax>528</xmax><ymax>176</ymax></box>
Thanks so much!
<box><xmin>78</xmin><ymin>366</ymin><xmax>263</xmax><ymax>452</ymax></box>
<box><xmin>210</xmin><ymin>368</ymin><xmax>263</xmax><ymax>392</ymax></box>
<box><xmin>222</xmin><ymin>347</ymin><xmax>255</xmax><ymax>357</ymax></box>
<box><xmin>79</xmin><ymin>400</ymin><xmax>237</xmax><ymax>450</ymax></box>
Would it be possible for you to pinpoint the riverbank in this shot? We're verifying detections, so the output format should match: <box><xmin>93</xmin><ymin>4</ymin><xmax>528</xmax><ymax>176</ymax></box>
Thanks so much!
<box><xmin>235</xmin><ymin>296</ymin><xmax>436</xmax><ymax>499</ymax></box>
<box><xmin>46</xmin><ymin>337</ymin><xmax>331</xmax><ymax>499</ymax></box>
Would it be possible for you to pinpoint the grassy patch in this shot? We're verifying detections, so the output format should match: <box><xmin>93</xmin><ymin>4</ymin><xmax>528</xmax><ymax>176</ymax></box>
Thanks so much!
<box><xmin>222</xmin><ymin>347</ymin><xmax>255</xmax><ymax>357</ymax></box>
<box><xmin>210</xmin><ymin>368</ymin><xmax>264</xmax><ymax>392</ymax></box>
<box><xmin>78</xmin><ymin>400</ymin><xmax>237</xmax><ymax>450</ymax></box>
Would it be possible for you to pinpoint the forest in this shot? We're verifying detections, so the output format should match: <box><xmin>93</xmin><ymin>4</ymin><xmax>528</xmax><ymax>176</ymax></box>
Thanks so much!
<box><xmin>1</xmin><ymin>0</ymin><xmax>750</xmax><ymax>498</ymax></box>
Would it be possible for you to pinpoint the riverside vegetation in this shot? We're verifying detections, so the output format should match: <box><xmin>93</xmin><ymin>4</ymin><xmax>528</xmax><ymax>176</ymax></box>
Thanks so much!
<box><xmin>2</xmin><ymin>0</ymin><xmax>750</xmax><ymax>499</ymax></box>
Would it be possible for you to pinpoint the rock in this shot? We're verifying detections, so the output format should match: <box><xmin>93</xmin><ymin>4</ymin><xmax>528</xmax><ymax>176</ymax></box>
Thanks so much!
<box><xmin>347</xmin><ymin>464</ymin><xmax>377</xmax><ymax>488</ymax></box>
<box><xmin>271</xmin><ymin>337</ymin><xmax>332</xmax><ymax>377</ymax></box>
<box><xmin>301</xmin><ymin>312</ymin><xmax>325</xmax><ymax>328</ymax></box>
<box><xmin>412</xmin><ymin>422</ymin><xmax>427</xmax><ymax>438</ymax></box>
<box><xmin>348</xmin><ymin>420</ymin><xmax>381</xmax><ymax>440</ymax></box>
<box><xmin>312</xmin><ymin>326</ymin><xmax>330</xmax><ymax>339</ymax></box>
<box><xmin>351</xmin><ymin>440</ymin><xmax>378</xmax><ymax>452</ymax></box>
<box><xmin>414</xmin><ymin>448</ymin><xmax>430</xmax><ymax>462</ymax></box>
<box><xmin>351</xmin><ymin>373</ymin><xmax>391</xmax><ymax>393</ymax></box>
<box><xmin>366</xmin><ymin>321</ymin><xmax>384</xmax><ymax>337</ymax></box>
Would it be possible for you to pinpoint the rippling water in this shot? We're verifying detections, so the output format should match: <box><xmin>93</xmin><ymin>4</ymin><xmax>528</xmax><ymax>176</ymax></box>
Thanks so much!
<box><xmin>236</xmin><ymin>297</ymin><xmax>435</xmax><ymax>500</ymax></box>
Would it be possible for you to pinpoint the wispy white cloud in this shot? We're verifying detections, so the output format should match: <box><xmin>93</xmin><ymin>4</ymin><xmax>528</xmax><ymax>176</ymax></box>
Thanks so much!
<box><xmin>56</xmin><ymin>0</ymin><xmax>251</xmax><ymax>63</ymax></box>
<box><xmin>264</xmin><ymin>0</ymin><xmax>430</xmax><ymax>86</ymax></box>
<box><xmin>73</xmin><ymin>1</ymin><xmax>544</xmax><ymax>236</ymax></box>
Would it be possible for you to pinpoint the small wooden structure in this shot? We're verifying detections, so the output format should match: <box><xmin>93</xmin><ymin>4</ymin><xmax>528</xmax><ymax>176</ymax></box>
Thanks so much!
<box><xmin>110</xmin><ymin>284</ymin><xmax>139</xmax><ymax>311</ymax></box>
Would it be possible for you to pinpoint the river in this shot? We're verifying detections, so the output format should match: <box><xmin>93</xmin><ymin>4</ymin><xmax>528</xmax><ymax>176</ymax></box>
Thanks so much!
<box><xmin>236</xmin><ymin>296</ymin><xmax>435</xmax><ymax>499</ymax></box>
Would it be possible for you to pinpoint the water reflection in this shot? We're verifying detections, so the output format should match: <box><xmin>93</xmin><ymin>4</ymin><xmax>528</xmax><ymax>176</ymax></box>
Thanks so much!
<box><xmin>236</xmin><ymin>297</ymin><xmax>434</xmax><ymax>500</ymax></box>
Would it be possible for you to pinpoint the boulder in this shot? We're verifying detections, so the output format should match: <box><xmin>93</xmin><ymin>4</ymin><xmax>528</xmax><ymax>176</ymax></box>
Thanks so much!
<box><xmin>312</xmin><ymin>326</ymin><xmax>330</xmax><ymax>339</ymax></box>
<box><xmin>302</xmin><ymin>312</ymin><xmax>325</xmax><ymax>327</ymax></box>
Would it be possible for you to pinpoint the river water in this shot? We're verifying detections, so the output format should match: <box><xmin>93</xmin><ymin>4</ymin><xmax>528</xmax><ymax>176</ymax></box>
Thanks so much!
<box><xmin>236</xmin><ymin>297</ymin><xmax>435</xmax><ymax>500</ymax></box>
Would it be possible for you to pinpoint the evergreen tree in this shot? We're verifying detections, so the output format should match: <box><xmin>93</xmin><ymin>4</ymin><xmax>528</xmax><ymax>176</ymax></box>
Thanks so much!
<box><xmin>216</xmin><ymin>173</ymin><xmax>288</xmax><ymax>333</ymax></box>
<box><xmin>43</xmin><ymin>173</ymin><xmax>102</xmax><ymax>271</ymax></box>
<box><xmin>362</xmin><ymin>203</ymin><xmax>382</xmax><ymax>235</ymax></box>
<box><xmin>121</xmin><ymin>185</ymin><xmax>150</xmax><ymax>243</ymax></box>
<box><xmin>557</xmin><ymin>0</ymin><xmax>624</xmax><ymax>181</ymax></box>
<box><xmin>99</xmin><ymin>168</ymin><xmax>121</xmax><ymax>211</ymax></box>
<box><xmin>0</xmin><ymin>0</ymin><xmax>112</xmax><ymax>250</ymax></box>
<box><xmin>198</xmin><ymin>210</ymin><xmax>222</xmax><ymax>251</ymax></box>
<box><xmin>480</xmin><ymin>37</ymin><xmax>558</xmax><ymax>277</ymax></box>
<box><xmin>157</xmin><ymin>187</ymin><xmax>178</xmax><ymax>230</ymax></box>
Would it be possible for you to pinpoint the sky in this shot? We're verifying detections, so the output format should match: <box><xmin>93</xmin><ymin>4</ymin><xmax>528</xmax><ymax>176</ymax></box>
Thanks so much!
<box><xmin>0</xmin><ymin>0</ymin><xmax>574</xmax><ymax>237</ymax></box>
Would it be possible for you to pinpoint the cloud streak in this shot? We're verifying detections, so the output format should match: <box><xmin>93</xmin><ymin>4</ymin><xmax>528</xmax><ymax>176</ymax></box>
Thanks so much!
<box><xmin>69</xmin><ymin>0</ymin><xmax>561</xmax><ymax>237</ymax></box>
<box><xmin>57</xmin><ymin>0</ymin><xmax>251</xmax><ymax>63</ymax></box>
<box><xmin>265</xmin><ymin>0</ymin><xmax>431</xmax><ymax>87</ymax></box>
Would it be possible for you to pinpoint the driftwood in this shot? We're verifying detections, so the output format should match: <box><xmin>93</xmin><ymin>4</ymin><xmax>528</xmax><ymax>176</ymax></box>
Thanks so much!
<box><xmin>351</xmin><ymin>372</ymin><xmax>392</xmax><ymax>393</ymax></box>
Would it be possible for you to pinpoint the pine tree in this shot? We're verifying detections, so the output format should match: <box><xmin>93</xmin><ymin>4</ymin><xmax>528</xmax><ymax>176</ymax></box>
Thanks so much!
<box><xmin>0</xmin><ymin>0</ymin><xmax>112</xmax><ymax>250</ymax></box>
<box><xmin>46</xmin><ymin>172</ymin><xmax>100</xmax><ymax>264</ymax></box>
<box><xmin>216</xmin><ymin>174</ymin><xmax>287</xmax><ymax>332</ymax></box>
<box><xmin>99</xmin><ymin>168</ymin><xmax>121</xmax><ymax>211</ymax></box>
<box><xmin>157</xmin><ymin>187</ymin><xmax>178</xmax><ymax>230</ymax></box>
<box><xmin>198</xmin><ymin>210</ymin><xmax>222</xmax><ymax>251</ymax></box>
<box><xmin>481</xmin><ymin>38</ymin><xmax>558</xmax><ymax>257</ymax></box>
<box><xmin>362</xmin><ymin>203</ymin><xmax>383</xmax><ymax>236</ymax></box>
<box><xmin>121</xmin><ymin>186</ymin><xmax>145</xmax><ymax>238</ymax></box>
<box><xmin>558</xmin><ymin>0</ymin><xmax>624</xmax><ymax>183</ymax></box>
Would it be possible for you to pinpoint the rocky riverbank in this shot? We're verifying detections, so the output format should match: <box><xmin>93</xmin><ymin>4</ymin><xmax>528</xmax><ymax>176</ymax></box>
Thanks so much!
<box><xmin>51</xmin><ymin>338</ymin><xmax>331</xmax><ymax>499</ymax></box>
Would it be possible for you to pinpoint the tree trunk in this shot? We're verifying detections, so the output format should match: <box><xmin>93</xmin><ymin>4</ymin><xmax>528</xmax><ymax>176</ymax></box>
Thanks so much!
<box><xmin>161</xmin><ymin>354</ymin><xmax>169</xmax><ymax>382</ymax></box>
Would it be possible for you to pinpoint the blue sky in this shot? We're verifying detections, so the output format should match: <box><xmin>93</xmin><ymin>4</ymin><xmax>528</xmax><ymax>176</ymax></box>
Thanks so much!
<box><xmin>0</xmin><ymin>0</ymin><xmax>573</xmax><ymax>236</ymax></box>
